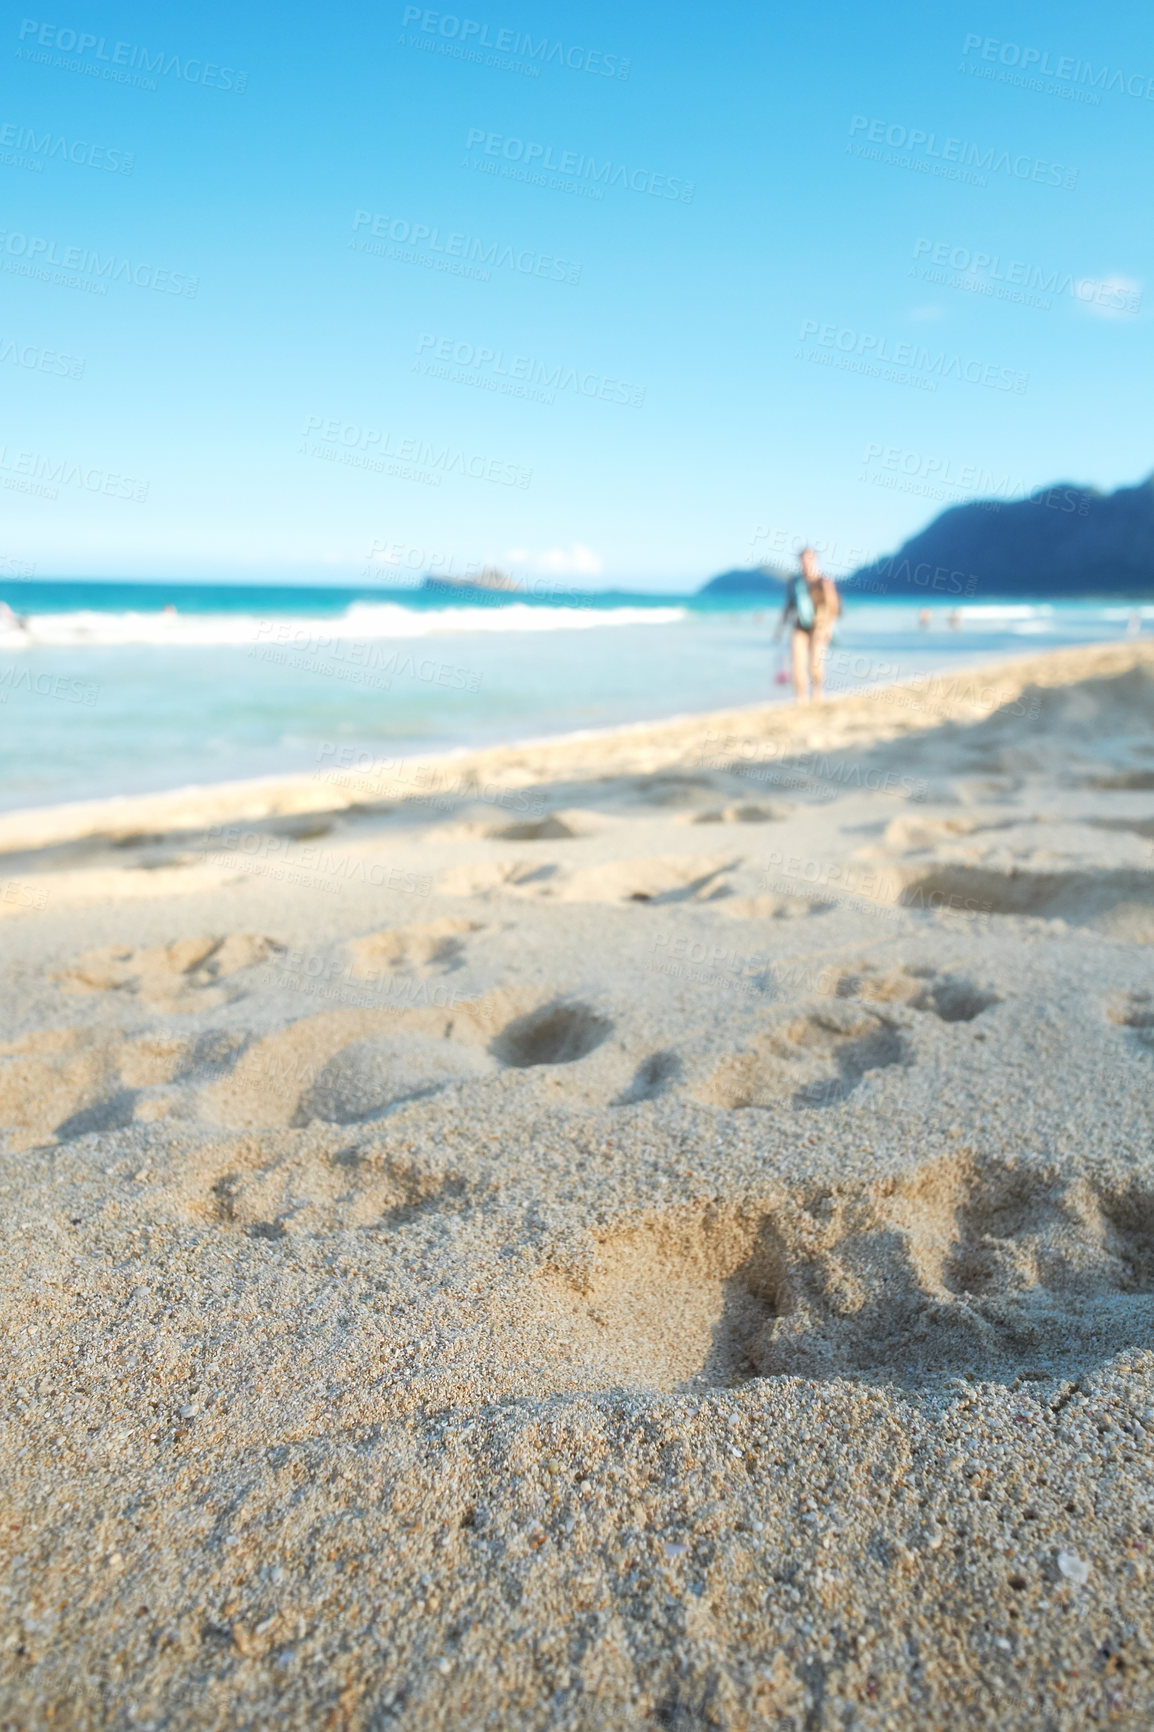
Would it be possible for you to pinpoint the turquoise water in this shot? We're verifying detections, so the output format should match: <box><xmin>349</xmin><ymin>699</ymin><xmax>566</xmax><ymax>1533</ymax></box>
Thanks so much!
<box><xmin>1</xmin><ymin>582</ymin><xmax>1148</xmax><ymax>811</ymax></box>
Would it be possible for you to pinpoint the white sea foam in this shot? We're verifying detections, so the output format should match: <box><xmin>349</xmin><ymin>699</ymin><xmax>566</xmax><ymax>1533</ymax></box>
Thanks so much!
<box><xmin>956</xmin><ymin>605</ymin><xmax>1054</xmax><ymax>620</ymax></box>
<box><xmin>0</xmin><ymin>600</ymin><xmax>687</xmax><ymax>650</ymax></box>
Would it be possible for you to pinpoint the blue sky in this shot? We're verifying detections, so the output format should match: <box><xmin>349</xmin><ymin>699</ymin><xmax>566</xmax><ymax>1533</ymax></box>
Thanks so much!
<box><xmin>2</xmin><ymin>0</ymin><xmax>1151</xmax><ymax>590</ymax></box>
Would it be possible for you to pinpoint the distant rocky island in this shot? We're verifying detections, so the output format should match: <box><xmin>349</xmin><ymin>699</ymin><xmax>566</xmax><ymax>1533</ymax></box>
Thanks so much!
<box><xmin>698</xmin><ymin>474</ymin><xmax>1154</xmax><ymax>599</ymax></box>
<box><xmin>421</xmin><ymin>567</ymin><xmax>519</xmax><ymax>594</ymax></box>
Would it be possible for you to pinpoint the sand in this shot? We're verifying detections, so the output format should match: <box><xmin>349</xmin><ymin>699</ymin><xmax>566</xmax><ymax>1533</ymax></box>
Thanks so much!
<box><xmin>1</xmin><ymin>639</ymin><xmax>1153</xmax><ymax>1730</ymax></box>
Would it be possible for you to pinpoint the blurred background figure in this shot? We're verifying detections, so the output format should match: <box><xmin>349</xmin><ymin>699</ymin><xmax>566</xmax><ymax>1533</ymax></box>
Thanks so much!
<box><xmin>775</xmin><ymin>547</ymin><xmax>841</xmax><ymax>702</ymax></box>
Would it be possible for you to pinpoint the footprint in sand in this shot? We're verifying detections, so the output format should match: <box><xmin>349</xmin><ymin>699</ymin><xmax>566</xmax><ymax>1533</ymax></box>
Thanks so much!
<box><xmin>436</xmin><ymin>860</ymin><xmax>560</xmax><ymax>898</ymax></box>
<box><xmin>300</xmin><ymin>1000</ymin><xmax>613</xmax><ymax>1125</ymax></box>
<box><xmin>199</xmin><ymin>990</ymin><xmax>610</xmax><ymax>1131</ymax></box>
<box><xmin>529</xmin><ymin>1157</ymin><xmax>1154</xmax><ymax>1395</ymax></box>
<box><xmin>296</xmin><ymin>1034</ymin><xmax>496</xmax><ymax>1125</ymax></box>
<box><xmin>432</xmin><ymin>809</ymin><xmax>592</xmax><ymax>842</ymax></box>
<box><xmin>1107</xmin><ymin>991</ymin><xmax>1154</xmax><ymax>1051</ymax></box>
<box><xmin>345</xmin><ymin>916</ymin><xmax>481</xmax><ymax>979</ymax></box>
<box><xmin>871</xmin><ymin>861</ymin><xmax>1154</xmax><ymax>940</ymax></box>
<box><xmin>612</xmin><ymin>1050</ymin><xmax>682</xmax><ymax>1106</ymax></box>
<box><xmin>697</xmin><ymin>1003</ymin><xmax>910</xmax><ymax>1111</ymax></box>
<box><xmin>532</xmin><ymin>1205</ymin><xmax>783</xmax><ymax>1394</ymax></box>
<box><xmin>481</xmin><ymin>810</ymin><xmax>578</xmax><ymax>838</ymax></box>
<box><xmin>557</xmin><ymin>855</ymin><xmax>737</xmax><ymax>905</ymax></box>
<box><xmin>200</xmin><ymin>996</ymin><xmax>509</xmax><ymax>1130</ymax></box>
<box><xmin>690</xmin><ymin>802</ymin><xmax>791</xmax><ymax>825</ymax></box>
<box><xmin>488</xmin><ymin>1001</ymin><xmax>612</xmax><ymax>1068</ymax></box>
<box><xmin>0</xmin><ymin>1027</ymin><xmax>190</xmax><ymax>1150</ymax></box>
<box><xmin>882</xmin><ymin>814</ymin><xmax>1012</xmax><ymax>849</ymax></box>
<box><xmin>178</xmin><ymin>1138</ymin><xmax>473</xmax><ymax>1240</ymax></box>
<box><xmin>717</xmin><ymin>893</ymin><xmax>835</xmax><ymax>921</ymax></box>
<box><xmin>437</xmin><ymin>854</ymin><xmax>737</xmax><ymax>905</ymax></box>
<box><xmin>834</xmin><ymin>963</ymin><xmax>1001</xmax><ymax>1023</ymax></box>
<box><xmin>626</xmin><ymin>774</ymin><xmax>731</xmax><ymax>809</ymax></box>
<box><xmin>756</xmin><ymin>1156</ymin><xmax>1154</xmax><ymax>1385</ymax></box>
<box><xmin>56</xmin><ymin>934</ymin><xmax>283</xmax><ymax>1011</ymax></box>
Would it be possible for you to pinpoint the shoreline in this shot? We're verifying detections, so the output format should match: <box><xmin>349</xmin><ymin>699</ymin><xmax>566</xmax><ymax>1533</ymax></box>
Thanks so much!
<box><xmin>1</xmin><ymin>639</ymin><xmax>1148</xmax><ymax>854</ymax></box>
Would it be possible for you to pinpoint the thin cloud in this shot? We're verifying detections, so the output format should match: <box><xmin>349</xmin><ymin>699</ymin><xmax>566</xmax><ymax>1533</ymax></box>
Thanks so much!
<box><xmin>1072</xmin><ymin>275</ymin><xmax>1142</xmax><ymax>320</ymax></box>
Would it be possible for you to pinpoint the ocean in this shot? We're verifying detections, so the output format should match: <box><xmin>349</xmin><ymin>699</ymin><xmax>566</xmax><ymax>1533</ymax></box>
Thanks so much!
<box><xmin>2</xmin><ymin>580</ymin><xmax>1149</xmax><ymax>812</ymax></box>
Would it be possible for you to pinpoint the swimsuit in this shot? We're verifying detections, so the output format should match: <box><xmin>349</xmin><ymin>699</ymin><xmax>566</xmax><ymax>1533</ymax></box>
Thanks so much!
<box><xmin>787</xmin><ymin>578</ymin><xmax>817</xmax><ymax>634</ymax></box>
<box><xmin>788</xmin><ymin>577</ymin><xmax>838</xmax><ymax>636</ymax></box>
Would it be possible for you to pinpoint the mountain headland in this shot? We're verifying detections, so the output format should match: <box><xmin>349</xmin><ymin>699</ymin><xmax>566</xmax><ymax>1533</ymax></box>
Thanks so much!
<box><xmin>700</xmin><ymin>474</ymin><xmax>1154</xmax><ymax>599</ymax></box>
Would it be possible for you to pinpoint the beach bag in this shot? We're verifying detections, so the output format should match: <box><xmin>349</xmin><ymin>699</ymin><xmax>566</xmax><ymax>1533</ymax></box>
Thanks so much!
<box><xmin>793</xmin><ymin>579</ymin><xmax>815</xmax><ymax>628</ymax></box>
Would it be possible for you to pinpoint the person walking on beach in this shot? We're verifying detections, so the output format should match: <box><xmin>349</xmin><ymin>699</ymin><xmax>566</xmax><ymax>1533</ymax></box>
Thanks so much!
<box><xmin>775</xmin><ymin>547</ymin><xmax>840</xmax><ymax>702</ymax></box>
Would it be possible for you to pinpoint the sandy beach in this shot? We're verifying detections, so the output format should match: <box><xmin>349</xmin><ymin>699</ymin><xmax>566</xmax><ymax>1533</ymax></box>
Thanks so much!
<box><xmin>2</xmin><ymin>637</ymin><xmax>1153</xmax><ymax>1730</ymax></box>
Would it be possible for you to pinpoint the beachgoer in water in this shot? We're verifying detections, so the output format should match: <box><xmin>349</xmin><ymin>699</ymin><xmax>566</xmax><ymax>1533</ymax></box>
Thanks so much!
<box><xmin>775</xmin><ymin>548</ymin><xmax>840</xmax><ymax>702</ymax></box>
<box><xmin>918</xmin><ymin>608</ymin><xmax>932</xmax><ymax>630</ymax></box>
<box><xmin>948</xmin><ymin>609</ymin><xmax>961</xmax><ymax>631</ymax></box>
